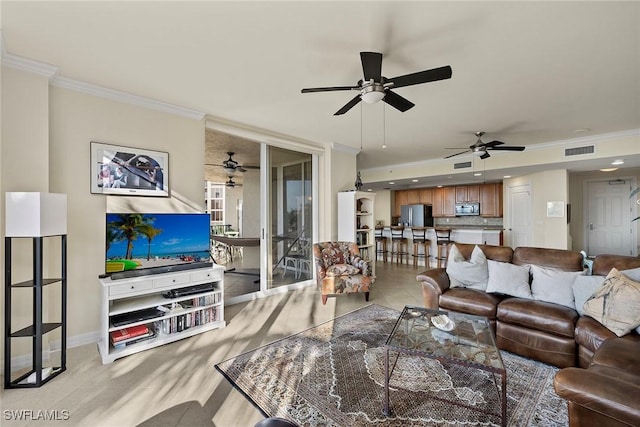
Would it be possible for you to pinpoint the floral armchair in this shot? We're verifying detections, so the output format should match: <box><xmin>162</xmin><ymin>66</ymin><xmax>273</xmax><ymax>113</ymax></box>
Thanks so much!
<box><xmin>312</xmin><ymin>241</ymin><xmax>375</xmax><ymax>305</ymax></box>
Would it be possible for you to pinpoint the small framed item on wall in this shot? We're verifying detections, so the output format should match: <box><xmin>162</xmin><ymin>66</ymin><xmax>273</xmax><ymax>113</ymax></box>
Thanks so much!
<box><xmin>91</xmin><ymin>142</ymin><xmax>169</xmax><ymax>197</ymax></box>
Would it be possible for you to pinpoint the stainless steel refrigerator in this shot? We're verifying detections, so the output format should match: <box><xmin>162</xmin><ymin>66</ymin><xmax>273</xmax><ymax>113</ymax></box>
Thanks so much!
<box><xmin>400</xmin><ymin>204</ymin><xmax>434</xmax><ymax>227</ymax></box>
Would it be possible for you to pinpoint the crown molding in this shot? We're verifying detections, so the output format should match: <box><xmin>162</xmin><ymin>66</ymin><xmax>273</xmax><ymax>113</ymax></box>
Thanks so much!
<box><xmin>1</xmin><ymin>32</ymin><xmax>206</xmax><ymax>121</ymax></box>
<box><xmin>51</xmin><ymin>76</ymin><xmax>206</xmax><ymax>121</ymax></box>
<box><xmin>362</xmin><ymin>129</ymin><xmax>640</xmax><ymax>174</ymax></box>
<box><xmin>331</xmin><ymin>142</ymin><xmax>360</xmax><ymax>155</ymax></box>
<box><xmin>206</xmin><ymin>116</ymin><xmax>325</xmax><ymax>155</ymax></box>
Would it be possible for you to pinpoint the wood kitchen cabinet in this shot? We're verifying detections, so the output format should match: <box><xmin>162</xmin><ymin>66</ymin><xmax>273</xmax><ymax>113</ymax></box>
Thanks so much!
<box><xmin>480</xmin><ymin>182</ymin><xmax>503</xmax><ymax>217</ymax></box>
<box><xmin>432</xmin><ymin>186</ymin><xmax>456</xmax><ymax>217</ymax></box>
<box><xmin>419</xmin><ymin>188</ymin><xmax>433</xmax><ymax>205</ymax></box>
<box><xmin>394</xmin><ymin>190</ymin><xmax>408</xmax><ymax>217</ymax></box>
<box><xmin>455</xmin><ymin>185</ymin><xmax>480</xmax><ymax>203</ymax></box>
<box><xmin>406</xmin><ymin>189</ymin><xmax>420</xmax><ymax>205</ymax></box>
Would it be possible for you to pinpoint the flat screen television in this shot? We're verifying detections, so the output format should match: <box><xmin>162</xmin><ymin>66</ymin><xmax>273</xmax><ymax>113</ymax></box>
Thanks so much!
<box><xmin>105</xmin><ymin>213</ymin><xmax>212</xmax><ymax>280</ymax></box>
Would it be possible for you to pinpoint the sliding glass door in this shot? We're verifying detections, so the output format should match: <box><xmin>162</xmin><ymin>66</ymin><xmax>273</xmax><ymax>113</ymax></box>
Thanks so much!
<box><xmin>264</xmin><ymin>146</ymin><xmax>314</xmax><ymax>290</ymax></box>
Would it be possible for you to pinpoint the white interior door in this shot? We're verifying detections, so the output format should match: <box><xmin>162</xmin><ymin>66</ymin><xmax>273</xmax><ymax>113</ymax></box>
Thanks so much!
<box><xmin>507</xmin><ymin>183</ymin><xmax>532</xmax><ymax>248</ymax></box>
<box><xmin>586</xmin><ymin>179</ymin><xmax>634</xmax><ymax>256</ymax></box>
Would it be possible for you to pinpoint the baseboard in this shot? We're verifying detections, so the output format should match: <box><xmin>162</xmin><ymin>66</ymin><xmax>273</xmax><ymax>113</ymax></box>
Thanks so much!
<box><xmin>2</xmin><ymin>330</ymin><xmax>101</xmax><ymax>372</ymax></box>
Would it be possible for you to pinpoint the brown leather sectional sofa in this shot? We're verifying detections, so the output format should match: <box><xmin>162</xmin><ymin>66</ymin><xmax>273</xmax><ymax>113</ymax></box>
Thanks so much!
<box><xmin>416</xmin><ymin>243</ymin><xmax>640</xmax><ymax>426</ymax></box>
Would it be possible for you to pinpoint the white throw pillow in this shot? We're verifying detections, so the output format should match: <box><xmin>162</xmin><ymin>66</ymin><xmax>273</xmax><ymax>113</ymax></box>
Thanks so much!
<box><xmin>486</xmin><ymin>260</ymin><xmax>532</xmax><ymax>299</ymax></box>
<box><xmin>530</xmin><ymin>265</ymin><xmax>584</xmax><ymax>310</ymax></box>
<box><xmin>572</xmin><ymin>275</ymin><xmax>606</xmax><ymax>316</ymax></box>
<box><xmin>621</xmin><ymin>266</ymin><xmax>640</xmax><ymax>282</ymax></box>
<box><xmin>445</xmin><ymin>245</ymin><xmax>489</xmax><ymax>291</ymax></box>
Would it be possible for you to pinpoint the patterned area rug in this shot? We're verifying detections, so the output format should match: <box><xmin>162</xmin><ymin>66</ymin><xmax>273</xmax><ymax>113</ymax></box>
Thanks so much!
<box><xmin>215</xmin><ymin>304</ymin><xmax>568</xmax><ymax>426</ymax></box>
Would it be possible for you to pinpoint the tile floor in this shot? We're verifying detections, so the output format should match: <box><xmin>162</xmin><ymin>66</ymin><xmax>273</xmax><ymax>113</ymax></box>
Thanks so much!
<box><xmin>0</xmin><ymin>259</ymin><xmax>427</xmax><ymax>427</ymax></box>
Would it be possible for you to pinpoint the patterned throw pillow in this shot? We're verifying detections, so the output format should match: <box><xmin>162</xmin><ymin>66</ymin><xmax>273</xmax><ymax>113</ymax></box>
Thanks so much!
<box><xmin>582</xmin><ymin>268</ymin><xmax>640</xmax><ymax>337</ymax></box>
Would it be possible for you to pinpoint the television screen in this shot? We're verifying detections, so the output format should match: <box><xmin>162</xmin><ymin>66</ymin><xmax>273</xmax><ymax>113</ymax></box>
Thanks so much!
<box><xmin>105</xmin><ymin>213</ymin><xmax>211</xmax><ymax>277</ymax></box>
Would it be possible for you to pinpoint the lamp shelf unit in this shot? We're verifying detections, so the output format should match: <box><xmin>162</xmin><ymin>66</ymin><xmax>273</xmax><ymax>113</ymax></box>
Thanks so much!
<box><xmin>4</xmin><ymin>235</ymin><xmax>67</xmax><ymax>388</ymax></box>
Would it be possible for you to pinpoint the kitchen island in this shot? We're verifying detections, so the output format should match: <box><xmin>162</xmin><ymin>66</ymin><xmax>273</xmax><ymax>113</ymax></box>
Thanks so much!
<box><xmin>379</xmin><ymin>226</ymin><xmax>503</xmax><ymax>267</ymax></box>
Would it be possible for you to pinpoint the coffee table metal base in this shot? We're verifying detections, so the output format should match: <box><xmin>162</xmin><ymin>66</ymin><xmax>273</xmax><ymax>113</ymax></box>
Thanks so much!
<box><xmin>382</xmin><ymin>306</ymin><xmax>507</xmax><ymax>426</ymax></box>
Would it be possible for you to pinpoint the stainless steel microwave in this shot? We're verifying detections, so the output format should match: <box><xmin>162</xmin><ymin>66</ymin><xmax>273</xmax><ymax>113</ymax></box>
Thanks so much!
<box><xmin>455</xmin><ymin>203</ymin><xmax>480</xmax><ymax>216</ymax></box>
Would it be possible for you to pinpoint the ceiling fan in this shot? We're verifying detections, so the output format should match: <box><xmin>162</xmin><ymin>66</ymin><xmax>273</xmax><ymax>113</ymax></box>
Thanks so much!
<box><xmin>225</xmin><ymin>177</ymin><xmax>242</xmax><ymax>188</ymax></box>
<box><xmin>444</xmin><ymin>132</ymin><xmax>526</xmax><ymax>160</ymax></box>
<box><xmin>301</xmin><ymin>51</ymin><xmax>452</xmax><ymax>115</ymax></box>
<box><xmin>207</xmin><ymin>152</ymin><xmax>258</xmax><ymax>175</ymax></box>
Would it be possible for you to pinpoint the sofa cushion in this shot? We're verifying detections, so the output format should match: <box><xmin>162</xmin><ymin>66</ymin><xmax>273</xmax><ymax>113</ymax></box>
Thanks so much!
<box><xmin>530</xmin><ymin>265</ymin><xmax>584</xmax><ymax>310</ymax></box>
<box><xmin>574</xmin><ymin>315</ymin><xmax>617</xmax><ymax>354</ymax></box>
<box><xmin>512</xmin><ymin>246</ymin><xmax>583</xmax><ymax>271</ymax></box>
<box><xmin>439</xmin><ymin>288</ymin><xmax>503</xmax><ymax>319</ymax></box>
<box><xmin>573</xmin><ymin>275</ymin><xmax>606</xmax><ymax>316</ymax></box>
<box><xmin>592</xmin><ymin>254</ymin><xmax>640</xmax><ymax>276</ymax></box>
<box><xmin>497</xmin><ymin>322</ymin><xmax>577</xmax><ymax>368</ymax></box>
<box><xmin>590</xmin><ymin>338</ymin><xmax>640</xmax><ymax>377</ymax></box>
<box><xmin>583</xmin><ymin>268</ymin><xmax>640</xmax><ymax>337</ymax></box>
<box><xmin>446</xmin><ymin>244</ymin><xmax>488</xmax><ymax>290</ymax></box>
<box><xmin>497</xmin><ymin>298</ymin><xmax>578</xmax><ymax>338</ymax></box>
<box><xmin>486</xmin><ymin>260</ymin><xmax>532</xmax><ymax>298</ymax></box>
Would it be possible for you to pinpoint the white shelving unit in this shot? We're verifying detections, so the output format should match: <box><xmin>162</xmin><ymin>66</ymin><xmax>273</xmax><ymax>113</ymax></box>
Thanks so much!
<box><xmin>338</xmin><ymin>191</ymin><xmax>376</xmax><ymax>274</ymax></box>
<box><xmin>98</xmin><ymin>265</ymin><xmax>225</xmax><ymax>364</ymax></box>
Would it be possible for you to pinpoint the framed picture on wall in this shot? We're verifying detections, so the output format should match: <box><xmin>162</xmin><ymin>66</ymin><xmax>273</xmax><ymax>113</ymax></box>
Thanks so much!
<box><xmin>90</xmin><ymin>142</ymin><xmax>169</xmax><ymax>197</ymax></box>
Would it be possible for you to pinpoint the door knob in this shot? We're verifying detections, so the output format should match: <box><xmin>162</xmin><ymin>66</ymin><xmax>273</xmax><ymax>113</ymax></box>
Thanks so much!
<box><xmin>589</xmin><ymin>223</ymin><xmax>594</xmax><ymax>230</ymax></box>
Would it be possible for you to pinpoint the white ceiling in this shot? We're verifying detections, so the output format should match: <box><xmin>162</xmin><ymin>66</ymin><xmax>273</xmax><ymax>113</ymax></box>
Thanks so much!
<box><xmin>2</xmin><ymin>1</ymin><xmax>639</xmax><ymax>187</ymax></box>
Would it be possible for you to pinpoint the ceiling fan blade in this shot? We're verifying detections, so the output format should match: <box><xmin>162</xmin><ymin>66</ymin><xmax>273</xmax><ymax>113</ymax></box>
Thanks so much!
<box><xmin>334</xmin><ymin>95</ymin><xmax>362</xmax><ymax>115</ymax></box>
<box><xmin>383</xmin><ymin>90</ymin><xmax>415</xmax><ymax>112</ymax></box>
<box><xmin>483</xmin><ymin>140</ymin><xmax>505</xmax><ymax>148</ymax></box>
<box><xmin>360</xmin><ymin>52</ymin><xmax>383</xmax><ymax>81</ymax></box>
<box><xmin>301</xmin><ymin>86</ymin><xmax>359</xmax><ymax>93</ymax></box>
<box><xmin>480</xmin><ymin>152</ymin><xmax>491</xmax><ymax>160</ymax></box>
<box><xmin>444</xmin><ymin>150</ymin><xmax>470</xmax><ymax>159</ymax></box>
<box><xmin>387</xmin><ymin>65</ymin><xmax>452</xmax><ymax>89</ymax></box>
<box><xmin>489</xmin><ymin>146</ymin><xmax>526</xmax><ymax>151</ymax></box>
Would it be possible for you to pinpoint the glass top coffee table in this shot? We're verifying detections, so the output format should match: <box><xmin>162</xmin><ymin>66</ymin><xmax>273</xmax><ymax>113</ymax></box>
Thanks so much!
<box><xmin>383</xmin><ymin>305</ymin><xmax>507</xmax><ymax>426</ymax></box>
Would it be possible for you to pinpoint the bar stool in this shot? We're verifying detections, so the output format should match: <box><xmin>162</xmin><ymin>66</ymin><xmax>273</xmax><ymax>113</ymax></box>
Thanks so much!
<box><xmin>411</xmin><ymin>227</ymin><xmax>431</xmax><ymax>268</ymax></box>
<box><xmin>374</xmin><ymin>226</ymin><xmax>388</xmax><ymax>263</ymax></box>
<box><xmin>434</xmin><ymin>228</ymin><xmax>453</xmax><ymax>268</ymax></box>
<box><xmin>389</xmin><ymin>226</ymin><xmax>408</xmax><ymax>264</ymax></box>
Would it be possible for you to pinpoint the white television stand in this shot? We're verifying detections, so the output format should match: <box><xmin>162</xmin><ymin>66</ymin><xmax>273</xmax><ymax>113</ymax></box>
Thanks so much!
<box><xmin>98</xmin><ymin>265</ymin><xmax>225</xmax><ymax>364</ymax></box>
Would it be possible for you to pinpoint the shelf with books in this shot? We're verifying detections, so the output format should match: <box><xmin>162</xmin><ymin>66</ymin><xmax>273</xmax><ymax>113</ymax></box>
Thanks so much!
<box><xmin>98</xmin><ymin>265</ymin><xmax>225</xmax><ymax>364</ymax></box>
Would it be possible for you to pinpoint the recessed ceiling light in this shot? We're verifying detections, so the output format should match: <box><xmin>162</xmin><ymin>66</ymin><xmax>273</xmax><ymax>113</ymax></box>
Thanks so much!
<box><xmin>574</xmin><ymin>128</ymin><xmax>591</xmax><ymax>133</ymax></box>
<box><xmin>367</xmin><ymin>189</ymin><xmax>372</xmax><ymax>192</ymax></box>
<box><xmin>474</xmin><ymin>173</ymin><xmax>482</xmax><ymax>176</ymax></box>
<box><xmin>412</xmin><ymin>179</ymin><xmax>419</xmax><ymax>182</ymax></box>
<box><xmin>437</xmin><ymin>185</ymin><xmax>443</xmax><ymax>188</ymax></box>
<box><xmin>611</xmin><ymin>159</ymin><xmax>624</xmax><ymax>165</ymax></box>
<box><xmin>503</xmin><ymin>175</ymin><xmax>511</xmax><ymax>179</ymax></box>
<box><xmin>600</xmin><ymin>168</ymin><xmax>619</xmax><ymax>172</ymax></box>
<box><xmin>389</xmin><ymin>182</ymin><xmax>395</xmax><ymax>185</ymax></box>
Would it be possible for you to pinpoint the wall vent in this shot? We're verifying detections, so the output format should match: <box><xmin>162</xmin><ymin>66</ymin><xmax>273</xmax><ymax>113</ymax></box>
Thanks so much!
<box><xmin>565</xmin><ymin>145</ymin><xmax>595</xmax><ymax>156</ymax></box>
<box><xmin>453</xmin><ymin>161</ymin><xmax>472</xmax><ymax>169</ymax></box>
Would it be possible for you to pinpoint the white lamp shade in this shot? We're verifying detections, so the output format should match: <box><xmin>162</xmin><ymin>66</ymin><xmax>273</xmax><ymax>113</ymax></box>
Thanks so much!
<box><xmin>5</xmin><ymin>192</ymin><xmax>67</xmax><ymax>237</ymax></box>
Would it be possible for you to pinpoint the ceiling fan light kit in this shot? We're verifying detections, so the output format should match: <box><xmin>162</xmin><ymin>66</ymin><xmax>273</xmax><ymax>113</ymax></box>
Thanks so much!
<box><xmin>301</xmin><ymin>51</ymin><xmax>452</xmax><ymax>115</ymax></box>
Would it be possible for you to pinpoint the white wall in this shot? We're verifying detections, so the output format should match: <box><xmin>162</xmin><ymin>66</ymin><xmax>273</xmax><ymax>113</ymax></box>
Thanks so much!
<box><xmin>328</xmin><ymin>145</ymin><xmax>358</xmax><ymax>241</ymax></box>
<box><xmin>504</xmin><ymin>169</ymin><xmax>569</xmax><ymax>249</ymax></box>
<box><xmin>2</xmin><ymin>67</ymin><xmax>205</xmax><ymax>363</ymax></box>
<box><xmin>1</xmin><ymin>67</ymin><xmax>55</xmax><ymax>360</ymax></box>
<box><xmin>373</xmin><ymin>189</ymin><xmax>392</xmax><ymax>226</ymax></box>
